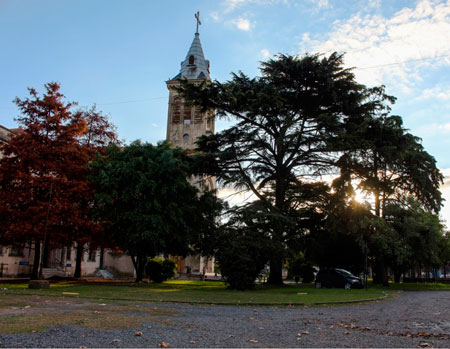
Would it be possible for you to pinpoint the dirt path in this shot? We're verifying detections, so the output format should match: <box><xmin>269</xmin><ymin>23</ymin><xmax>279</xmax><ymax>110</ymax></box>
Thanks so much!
<box><xmin>0</xmin><ymin>291</ymin><xmax>449</xmax><ymax>347</ymax></box>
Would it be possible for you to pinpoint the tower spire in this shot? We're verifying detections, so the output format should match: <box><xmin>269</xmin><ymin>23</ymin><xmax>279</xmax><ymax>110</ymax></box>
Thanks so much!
<box><xmin>195</xmin><ymin>11</ymin><xmax>201</xmax><ymax>34</ymax></box>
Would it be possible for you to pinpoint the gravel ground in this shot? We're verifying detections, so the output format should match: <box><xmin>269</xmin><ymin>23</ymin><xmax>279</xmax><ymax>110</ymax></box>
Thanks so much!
<box><xmin>1</xmin><ymin>291</ymin><xmax>449</xmax><ymax>348</ymax></box>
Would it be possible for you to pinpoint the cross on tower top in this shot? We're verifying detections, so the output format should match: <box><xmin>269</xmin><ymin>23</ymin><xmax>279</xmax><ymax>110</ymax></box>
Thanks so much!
<box><xmin>195</xmin><ymin>11</ymin><xmax>201</xmax><ymax>34</ymax></box>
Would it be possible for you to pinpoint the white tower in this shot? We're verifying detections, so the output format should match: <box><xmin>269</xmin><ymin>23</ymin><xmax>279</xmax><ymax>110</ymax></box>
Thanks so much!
<box><xmin>165</xmin><ymin>14</ymin><xmax>216</xmax><ymax>276</ymax></box>
<box><xmin>166</xmin><ymin>15</ymin><xmax>215</xmax><ymax>152</ymax></box>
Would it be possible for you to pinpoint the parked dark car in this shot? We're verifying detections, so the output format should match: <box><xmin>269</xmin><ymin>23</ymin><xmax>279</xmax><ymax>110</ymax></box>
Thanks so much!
<box><xmin>315</xmin><ymin>268</ymin><xmax>364</xmax><ymax>289</ymax></box>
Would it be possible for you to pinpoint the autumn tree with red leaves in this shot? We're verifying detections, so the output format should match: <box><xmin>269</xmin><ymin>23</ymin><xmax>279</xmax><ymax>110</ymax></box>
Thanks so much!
<box><xmin>0</xmin><ymin>82</ymin><xmax>118</xmax><ymax>279</ymax></box>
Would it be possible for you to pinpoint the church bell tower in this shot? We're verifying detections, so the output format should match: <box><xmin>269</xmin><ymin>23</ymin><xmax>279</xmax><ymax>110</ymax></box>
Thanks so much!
<box><xmin>166</xmin><ymin>12</ymin><xmax>215</xmax><ymax>151</ymax></box>
<box><xmin>165</xmin><ymin>14</ymin><xmax>217</xmax><ymax>276</ymax></box>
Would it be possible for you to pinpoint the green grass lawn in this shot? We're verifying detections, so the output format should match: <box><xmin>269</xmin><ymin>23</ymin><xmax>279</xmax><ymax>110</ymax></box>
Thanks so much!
<box><xmin>0</xmin><ymin>280</ymin><xmax>389</xmax><ymax>305</ymax></box>
<box><xmin>370</xmin><ymin>281</ymin><xmax>450</xmax><ymax>291</ymax></box>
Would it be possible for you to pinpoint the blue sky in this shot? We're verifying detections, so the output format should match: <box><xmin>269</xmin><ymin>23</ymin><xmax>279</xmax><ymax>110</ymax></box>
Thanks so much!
<box><xmin>1</xmin><ymin>0</ymin><xmax>450</xmax><ymax>224</ymax></box>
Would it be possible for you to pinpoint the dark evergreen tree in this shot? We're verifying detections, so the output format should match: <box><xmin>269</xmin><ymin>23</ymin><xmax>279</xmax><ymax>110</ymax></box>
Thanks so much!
<box><xmin>181</xmin><ymin>53</ymin><xmax>402</xmax><ymax>284</ymax></box>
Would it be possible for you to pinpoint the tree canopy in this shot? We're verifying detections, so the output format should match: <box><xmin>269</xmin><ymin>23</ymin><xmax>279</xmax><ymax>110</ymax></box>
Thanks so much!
<box><xmin>0</xmin><ymin>82</ymin><xmax>118</xmax><ymax>279</ymax></box>
<box><xmin>181</xmin><ymin>53</ymin><xmax>443</xmax><ymax>285</ymax></box>
<box><xmin>90</xmin><ymin>141</ymin><xmax>221</xmax><ymax>282</ymax></box>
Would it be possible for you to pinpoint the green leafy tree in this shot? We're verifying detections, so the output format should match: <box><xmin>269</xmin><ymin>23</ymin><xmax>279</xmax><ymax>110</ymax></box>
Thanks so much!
<box><xmin>90</xmin><ymin>141</ymin><xmax>219</xmax><ymax>282</ymax></box>
<box><xmin>336</xmin><ymin>112</ymin><xmax>443</xmax><ymax>284</ymax></box>
<box><xmin>145</xmin><ymin>257</ymin><xmax>176</xmax><ymax>283</ymax></box>
<box><xmin>307</xmin><ymin>195</ymin><xmax>376</xmax><ymax>275</ymax></box>
<box><xmin>215</xmin><ymin>202</ymin><xmax>273</xmax><ymax>290</ymax></box>
<box><xmin>182</xmin><ymin>53</ymin><xmax>396</xmax><ymax>285</ymax></box>
<box><xmin>383</xmin><ymin>198</ymin><xmax>444</xmax><ymax>282</ymax></box>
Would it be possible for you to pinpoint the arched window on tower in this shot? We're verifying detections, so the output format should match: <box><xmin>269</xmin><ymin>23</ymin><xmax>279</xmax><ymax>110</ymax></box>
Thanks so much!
<box><xmin>194</xmin><ymin>106</ymin><xmax>202</xmax><ymax>123</ymax></box>
<box><xmin>172</xmin><ymin>98</ymin><xmax>181</xmax><ymax>124</ymax></box>
<box><xmin>188</xmin><ymin>55</ymin><xmax>195</xmax><ymax>65</ymax></box>
<box><xmin>184</xmin><ymin>106</ymin><xmax>192</xmax><ymax>124</ymax></box>
<box><xmin>206</xmin><ymin>115</ymin><xmax>214</xmax><ymax>133</ymax></box>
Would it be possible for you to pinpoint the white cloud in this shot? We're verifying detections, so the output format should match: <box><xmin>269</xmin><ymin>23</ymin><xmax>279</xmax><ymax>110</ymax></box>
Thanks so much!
<box><xmin>261</xmin><ymin>48</ymin><xmax>271</xmax><ymax>58</ymax></box>
<box><xmin>310</xmin><ymin>0</ymin><xmax>330</xmax><ymax>9</ymax></box>
<box><xmin>421</xmin><ymin>86</ymin><xmax>450</xmax><ymax>100</ymax></box>
<box><xmin>300</xmin><ymin>0</ymin><xmax>450</xmax><ymax>89</ymax></box>
<box><xmin>151</xmin><ymin>123</ymin><xmax>158</xmax><ymax>128</ymax></box>
<box><xmin>420</xmin><ymin>121</ymin><xmax>450</xmax><ymax>136</ymax></box>
<box><xmin>223</xmin><ymin>0</ymin><xmax>289</xmax><ymax>13</ymax></box>
<box><xmin>210</xmin><ymin>11</ymin><xmax>220</xmax><ymax>22</ymax></box>
<box><xmin>368</xmin><ymin>0</ymin><xmax>381</xmax><ymax>9</ymax></box>
<box><xmin>233</xmin><ymin>17</ymin><xmax>252</xmax><ymax>31</ymax></box>
<box><xmin>224</xmin><ymin>0</ymin><xmax>252</xmax><ymax>12</ymax></box>
<box><xmin>218</xmin><ymin>186</ymin><xmax>256</xmax><ymax>207</ymax></box>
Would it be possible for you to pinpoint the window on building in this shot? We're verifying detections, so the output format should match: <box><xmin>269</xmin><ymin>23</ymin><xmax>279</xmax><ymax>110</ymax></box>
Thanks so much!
<box><xmin>206</xmin><ymin>118</ymin><xmax>214</xmax><ymax>133</ymax></box>
<box><xmin>183</xmin><ymin>134</ymin><xmax>189</xmax><ymax>142</ymax></box>
<box><xmin>9</xmin><ymin>246</ymin><xmax>24</xmax><ymax>257</ymax></box>
<box><xmin>0</xmin><ymin>245</ymin><xmax>3</xmax><ymax>256</ymax></box>
<box><xmin>188</xmin><ymin>55</ymin><xmax>195</xmax><ymax>65</ymax></box>
<box><xmin>194</xmin><ymin>106</ymin><xmax>202</xmax><ymax>123</ymax></box>
<box><xmin>183</xmin><ymin>106</ymin><xmax>192</xmax><ymax>124</ymax></box>
<box><xmin>66</xmin><ymin>246</ymin><xmax>72</xmax><ymax>261</ymax></box>
<box><xmin>172</xmin><ymin>98</ymin><xmax>181</xmax><ymax>124</ymax></box>
<box><xmin>88</xmin><ymin>249</ymin><xmax>96</xmax><ymax>262</ymax></box>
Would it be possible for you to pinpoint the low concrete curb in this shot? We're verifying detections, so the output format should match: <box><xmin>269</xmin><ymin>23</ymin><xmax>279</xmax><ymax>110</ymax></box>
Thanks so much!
<box><xmin>1</xmin><ymin>290</ymin><xmax>390</xmax><ymax>307</ymax></box>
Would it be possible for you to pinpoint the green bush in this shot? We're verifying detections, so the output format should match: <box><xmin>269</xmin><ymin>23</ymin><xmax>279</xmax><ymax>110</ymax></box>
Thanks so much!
<box><xmin>287</xmin><ymin>252</ymin><xmax>315</xmax><ymax>283</ymax></box>
<box><xmin>216</xmin><ymin>229</ymin><xmax>270</xmax><ymax>290</ymax></box>
<box><xmin>145</xmin><ymin>257</ymin><xmax>176</xmax><ymax>283</ymax></box>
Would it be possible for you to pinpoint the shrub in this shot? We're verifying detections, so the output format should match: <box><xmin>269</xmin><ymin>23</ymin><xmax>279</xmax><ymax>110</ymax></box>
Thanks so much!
<box><xmin>145</xmin><ymin>257</ymin><xmax>176</xmax><ymax>283</ymax></box>
<box><xmin>287</xmin><ymin>252</ymin><xmax>315</xmax><ymax>283</ymax></box>
<box><xmin>216</xmin><ymin>228</ymin><xmax>270</xmax><ymax>290</ymax></box>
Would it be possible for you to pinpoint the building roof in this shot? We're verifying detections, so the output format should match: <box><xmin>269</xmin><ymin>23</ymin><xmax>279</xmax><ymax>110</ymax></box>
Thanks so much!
<box><xmin>173</xmin><ymin>33</ymin><xmax>210</xmax><ymax>81</ymax></box>
<box><xmin>0</xmin><ymin>125</ymin><xmax>12</xmax><ymax>143</ymax></box>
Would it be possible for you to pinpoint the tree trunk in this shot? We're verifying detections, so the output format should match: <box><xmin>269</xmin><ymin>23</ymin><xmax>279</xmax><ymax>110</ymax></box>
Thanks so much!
<box><xmin>30</xmin><ymin>240</ymin><xmax>41</xmax><ymax>280</ymax></box>
<box><xmin>42</xmin><ymin>238</ymin><xmax>50</xmax><ymax>268</ymax></box>
<box><xmin>99</xmin><ymin>248</ymin><xmax>104</xmax><ymax>269</ymax></box>
<box><xmin>73</xmin><ymin>244</ymin><xmax>83</xmax><ymax>278</ymax></box>
<box><xmin>268</xmin><ymin>253</ymin><xmax>283</xmax><ymax>285</ymax></box>
<box><xmin>394</xmin><ymin>270</ymin><xmax>401</xmax><ymax>283</ymax></box>
<box><xmin>373</xmin><ymin>254</ymin><xmax>389</xmax><ymax>286</ymax></box>
<box><xmin>137</xmin><ymin>256</ymin><xmax>146</xmax><ymax>282</ymax></box>
<box><xmin>130</xmin><ymin>254</ymin><xmax>147</xmax><ymax>282</ymax></box>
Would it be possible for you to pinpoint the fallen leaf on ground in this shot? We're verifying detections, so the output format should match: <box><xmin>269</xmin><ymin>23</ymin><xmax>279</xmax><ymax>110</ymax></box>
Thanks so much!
<box><xmin>112</xmin><ymin>339</ymin><xmax>121</xmax><ymax>343</ymax></box>
<box><xmin>419</xmin><ymin>343</ymin><xmax>430</xmax><ymax>348</ymax></box>
<box><xmin>296</xmin><ymin>333</ymin><xmax>302</xmax><ymax>337</ymax></box>
<box><xmin>159</xmin><ymin>342</ymin><xmax>169</xmax><ymax>348</ymax></box>
<box><xmin>188</xmin><ymin>341</ymin><xmax>196</xmax><ymax>344</ymax></box>
<box><xmin>302</xmin><ymin>331</ymin><xmax>310</xmax><ymax>335</ymax></box>
<box><xmin>134</xmin><ymin>332</ymin><xmax>143</xmax><ymax>336</ymax></box>
<box><xmin>248</xmin><ymin>339</ymin><xmax>259</xmax><ymax>343</ymax></box>
<box><xmin>345</xmin><ymin>331</ymin><xmax>350</xmax><ymax>335</ymax></box>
